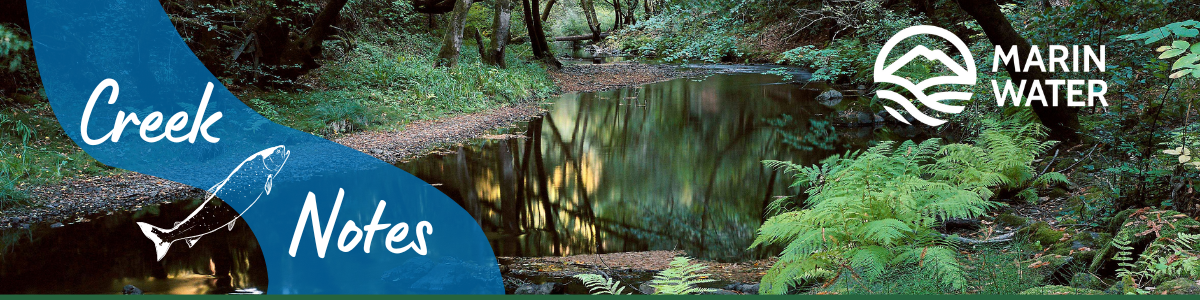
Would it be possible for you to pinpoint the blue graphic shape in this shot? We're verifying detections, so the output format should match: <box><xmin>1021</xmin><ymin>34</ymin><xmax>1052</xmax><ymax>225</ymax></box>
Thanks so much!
<box><xmin>27</xmin><ymin>0</ymin><xmax>502</xmax><ymax>294</ymax></box>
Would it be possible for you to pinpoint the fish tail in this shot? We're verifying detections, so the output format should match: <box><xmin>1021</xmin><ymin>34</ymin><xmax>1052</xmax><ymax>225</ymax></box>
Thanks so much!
<box><xmin>136</xmin><ymin>222</ymin><xmax>173</xmax><ymax>261</ymax></box>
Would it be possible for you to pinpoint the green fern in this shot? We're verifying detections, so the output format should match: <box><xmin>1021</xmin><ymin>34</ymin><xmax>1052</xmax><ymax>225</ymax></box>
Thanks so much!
<box><xmin>572</xmin><ymin>274</ymin><xmax>628</xmax><ymax>295</ymax></box>
<box><xmin>649</xmin><ymin>257</ymin><xmax>718</xmax><ymax>295</ymax></box>
<box><xmin>753</xmin><ymin>121</ymin><xmax>1064</xmax><ymax>294</ymax></box>
<box><xmin>1093</xmin><ymin>209</ymin><xmax>1200</xmax><ymax>287</ymax></box>
<box><xmin>932</xmin><ymin>119</ymin><xmax>1068</xmax><ymax>203</ymax></box>
<box><xmin>1110</xmin><ymin>235</ymin><xmax>1141</xmax><ymax>280</ymax></box>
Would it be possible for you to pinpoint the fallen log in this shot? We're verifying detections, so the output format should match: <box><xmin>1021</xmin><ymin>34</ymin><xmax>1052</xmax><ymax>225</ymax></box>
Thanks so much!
<box><xmin>508</xmin><ymin>32</ymin><xmax>611</xmax><ymax>44</ymax></box>
<box><xmin>552</xmin><ymin>32</ymin><xmax>610</xmax><ymax>42</ymax></box>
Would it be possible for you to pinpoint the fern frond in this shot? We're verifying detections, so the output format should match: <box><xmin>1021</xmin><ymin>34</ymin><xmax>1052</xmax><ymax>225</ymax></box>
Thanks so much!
<box><xmin>649</xmin><ymin>257</ymin><xmax>718</xmax><ymax>295</ymax></box>
<box><xmin>572</xmin><ymin>274</ymin><xmax>628</xmax><ymax>295</ymax></box>
<box><xmin>855</xmin><ymin>219</ymin><xmax>912</xmax><ymax>246</ymax></box>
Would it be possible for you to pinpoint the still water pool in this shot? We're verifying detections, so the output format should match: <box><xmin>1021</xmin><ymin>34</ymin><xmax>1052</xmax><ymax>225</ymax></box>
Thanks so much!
<box><xmin>398</xmin><ymin>67</ymin><xmax>922</xmax><ymax>261</ymax></box>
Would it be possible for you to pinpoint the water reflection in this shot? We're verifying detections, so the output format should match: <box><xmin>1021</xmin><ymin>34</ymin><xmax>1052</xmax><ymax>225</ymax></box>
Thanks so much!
<box><xmin>0</xmin><ymin>198</ymin><xmax>267</xmax><ymax>294</ymax></box>
<box><xmin>399</xmin><ymin>72</ymin><xmax>919</xmax><ymax>261</ymax></box>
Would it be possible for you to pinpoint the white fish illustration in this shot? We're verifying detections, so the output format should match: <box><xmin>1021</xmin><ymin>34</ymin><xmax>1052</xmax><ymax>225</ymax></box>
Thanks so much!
<box><xmin>137</xmin><ymin>145</ymin><xmax>290</xmax><ymax>261</ymax></box>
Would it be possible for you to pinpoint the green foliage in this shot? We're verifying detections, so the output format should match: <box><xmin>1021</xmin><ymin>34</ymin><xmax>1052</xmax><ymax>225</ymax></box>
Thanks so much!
<box><xmin>1119</xmin><ymin>20</ymin><xmax>1200</xmax><ymax>79</ymax></box>
<box><xmin>755</xmin><ymin>140</ymin><xmax>994</xmax><ymax>294</ymax></box>
<box><xmin>572</xmin><ymin>273</ymin><xmax>628</xmax><ymax>295</ymax></box>
<box><xmin>753</xmin><ymin>120</ymin><xmax>1068</xmax><ymax>294</ymax></box>
<box><xmin>0</xmin><ymin>24</ymin><xmax>32</xmax><ymax>72</ymax></box>
<box><xmin>1</xmin><ymin>106</ymin><xmax>115</xmax><ymax>207</ymax></box>
<box><xmin>608</xmin><ymin>3</ymin><xmax>747</xmax><ymax>62</ymax></box>
<box><xmin>774</xmin><ymin>0</ymin><xmax>927</xmax><ymax>84</ymax></box>
<box><xmin>648</xmin><ymin>257</ymin><xmax>717</xmax><ymax>295</ymax></box>
<box><xmin>343</xmin><ymin>0</ymin><xmax>423</xmax><ymax>33</ymax></box>
<box><xmin>933</xmin><ymin>120</ymin><xmax>1068</xmax><ymax>203</ymax></box>
<box><xmin>1093</xmin><ymin>209</ymin><xmax>1200</xmax><ymax>288</ymax></box>
<box><xmin>572</xmin><ymin>256</ymin><xmax>715</xmax><ymax>295</ymax></box>
<box><xmin>777</xmin><ymin>42</ymin><xmax>871</xmax><ymax>83</ymax></box>
<box><xmin>0</xmin><ymin>112</ymin><xmax>33</xmax><ymax>207</ymax></box>
<box><xmin>813</xmin><ymin>241</ymin><xmax>1046</xmax><ymax>294</ymax></box>
<box><xmin>250</xmin><ymin>33</ymin><xmax>556</xmax><ymax>137</ymax></box>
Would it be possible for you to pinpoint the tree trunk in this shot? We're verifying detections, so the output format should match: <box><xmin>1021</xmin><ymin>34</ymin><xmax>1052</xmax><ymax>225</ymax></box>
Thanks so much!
<box><xmin>487</xmin><ymin>0</ymin><xmax>514</xmax><ymax>68</ymax></box>
<box><xmin>471</xmin><ymin>26</ymin><xmax>488</xmax><ymax>61</ymax></box>
<box><xmin>611</xmin><ymin>0</ymin><xmax>622</xmax><ymax>31</ymax></box>
<box><xmin>955</xmin><ymin>0</ymin><xmax>1081</xmax><ymax>144</ymax></box>
<box><xmin>623</xmin><ymin>0</ymin><xmax>636</xmax><ymax>25</ymax></box>
<box><xmin>436</xmin><ymin>0</ymin><xmax>475</xmax><ymax>67</ymax></box>
<box><xmin>519</xmin><ymin>0</ymin><xmax>543</xmax><ymax>56</ymax></box>
<box><xmin>254</xmin><ymin>0</ymin><xmax>348</xmax><ymax>80</ymax></box>
<box><xmin>294</xmin><ymin>0</ymin><xmax>349</xmax><ymax>60</ymax></box>
<box><xmin>521</xmin><ymin>0</ymin><xmax>562</xmax><ymax>69</ymax></box>
<box><xmin>578</xmin><ymin>0</ymin><xmax>603</xmax><ymax>43</ymax></box>
<box><xmin>540</xmin><ymin>0</ymin><xmax>557</xmax><ymax>21</ymax></box>
<box><xmin>643</xmin><ymin>0</ymin><xmax>652</xmax><ymax>19</ymax></box>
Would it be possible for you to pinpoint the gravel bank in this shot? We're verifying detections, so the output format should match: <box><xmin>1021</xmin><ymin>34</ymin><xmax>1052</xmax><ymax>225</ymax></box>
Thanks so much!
<box><xmin>2</xmin><ymin>173</ymin><xmax>204</xmax><ymax>229</ymax></box>
<box><xmin>551</xmin><ymin>62</ymin><xmax>708</xmax><ymax>93</ymax></box>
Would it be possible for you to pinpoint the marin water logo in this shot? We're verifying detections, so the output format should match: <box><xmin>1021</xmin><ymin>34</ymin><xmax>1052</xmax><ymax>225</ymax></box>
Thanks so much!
<box><xmin>874</xmin><ymin>25</ymin><xmax>976</xmax><ymax>126</ymax></box>
<box><xmin>875</xmin><ymin>25</ymin><xmax>1111</xmax><ymax>127</ymax></box>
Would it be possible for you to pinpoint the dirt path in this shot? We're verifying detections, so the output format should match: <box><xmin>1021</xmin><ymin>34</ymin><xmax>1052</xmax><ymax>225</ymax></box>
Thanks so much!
<box><xmin>2</xmin><ymin>63</ymin><xmax>706</xmax><ymax>229</ymax></box>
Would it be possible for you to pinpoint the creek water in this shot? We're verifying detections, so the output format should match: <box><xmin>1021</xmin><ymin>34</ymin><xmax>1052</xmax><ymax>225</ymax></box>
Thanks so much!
<box><xmin>0</xmin><ymin>65</ymin><xmax>921</xmax><ymax>294</ymax></box>
<box><xmin>0</xmin><ymin>197</ymin><xmax>267</xmax><ymax>294</ymax></box>
<box><xmin>397</xmin><ymin>66</ymin><xmax>922</xmax><ymax>261</ymax></box>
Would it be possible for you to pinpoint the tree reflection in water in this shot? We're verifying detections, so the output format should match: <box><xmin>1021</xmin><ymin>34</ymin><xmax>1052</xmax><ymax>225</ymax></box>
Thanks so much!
<box><xmin>399</xmin><ymin>72</ymin><xmax>923</xmax><ymax>262</ymax></box>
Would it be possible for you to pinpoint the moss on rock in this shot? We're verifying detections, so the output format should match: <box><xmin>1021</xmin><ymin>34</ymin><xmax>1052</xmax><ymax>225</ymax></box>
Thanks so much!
<box><xmin>1155</xmin><ymin>278</ymin><xmax>1200</xmax><ymax>295</ymax></box>
<box><xmin>1069</xmin><ymin>272</ymin><xmax>1104</xmax><ymax>290</ymax></box>
<box><xmin>1018</xmin><ymin>221</ymin><xmax>1064</xmax><ymax>250</ymax></box>
<box><xmin>993</xmin><ymin>212</ymin><xmax>1028</xmax><ymax>228</ymax></box>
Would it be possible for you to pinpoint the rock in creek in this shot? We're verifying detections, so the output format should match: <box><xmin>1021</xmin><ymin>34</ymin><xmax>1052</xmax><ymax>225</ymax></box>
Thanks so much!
<box><xmin>122</xmin><ymin>285</ymin><xmax>142</xmax><ymax>295</ymax></box>
<box><xmin>815</xmin><ymin>90</ymin><xmax>843</xmax><ymax>103</ymax></box>
<box><xmin>723</xmin><ymin>282</ymin><xmax>759</xmax><ymax>295</ymax></box>
<box><xmin>514</xmin><ymin>282</ymin><xmax>562</xmax><ymax>294</ymax></box>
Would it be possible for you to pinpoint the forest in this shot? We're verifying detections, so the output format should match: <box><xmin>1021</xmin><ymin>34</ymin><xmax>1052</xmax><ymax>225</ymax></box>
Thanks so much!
<box><xmin>1</xmin><ymin>0</ymin><xmax>1200</xmax><ymax>295</ymax></box>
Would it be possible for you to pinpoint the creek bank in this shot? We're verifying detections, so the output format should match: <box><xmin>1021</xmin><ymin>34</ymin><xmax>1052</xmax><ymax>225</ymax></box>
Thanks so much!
<box><xmin>550</xmin><ymin>62</ymin><xmax>709</xmax><ymax>93</ymax></box>
<box><xmin>1</xmin><ymin>173</ymin><xmax>204</xmax><ymax>229</ymax></box>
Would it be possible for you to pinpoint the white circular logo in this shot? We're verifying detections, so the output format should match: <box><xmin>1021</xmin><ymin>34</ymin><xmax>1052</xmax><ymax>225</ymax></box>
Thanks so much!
<box><xmin>874</xmin><ymin>25</ymin><xmax>976</xmax><ymax>126</ymax></box>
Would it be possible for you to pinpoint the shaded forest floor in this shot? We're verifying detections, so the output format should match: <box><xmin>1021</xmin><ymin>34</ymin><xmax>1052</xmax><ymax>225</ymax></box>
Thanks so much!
<box><xmin>1</xmin><ymin>62</ymin><xmax>707</xmax><ymax>229</ymax></box>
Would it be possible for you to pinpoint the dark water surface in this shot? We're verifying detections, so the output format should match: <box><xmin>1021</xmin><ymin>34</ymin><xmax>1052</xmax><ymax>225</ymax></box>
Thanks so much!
<box><xmin>398</xmin><ymin>68</ymin><xmax>919</xmax><ymax>261</ymax></box>
<box><xmin>0</xmin><ymin>198</ymin><xmax>267</xmax><ymax>294</ymax></box>
<box><xmin>0</xmin><ymin>67</ymin><xmax>918</xmax><ymax>294</ymax></box>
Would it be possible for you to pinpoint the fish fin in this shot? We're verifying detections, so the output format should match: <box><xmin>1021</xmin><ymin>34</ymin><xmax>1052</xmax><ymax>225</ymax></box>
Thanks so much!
<box><xmin>136</xmin><ymin>222</ymin><xmax>173</xmax><ymax>261</ymax></box>
<box><xmin>227</xmin><ymin>221</ymin><xmax>235</xmax><ymax>231</ymax></box>
<box><xmin>186</xmin><ymin>237</ymin><xmax>201</xmax><ymax>248</ymax></box>
<box><xmin>264</xmin><ymin>174</ymin><xmax>273</xmax><ymax>195</ymax></box>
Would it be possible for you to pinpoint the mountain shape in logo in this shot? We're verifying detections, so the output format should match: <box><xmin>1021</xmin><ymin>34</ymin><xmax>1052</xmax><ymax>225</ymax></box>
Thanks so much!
<box><xmin>874</xmin><ymin>25</ymin><xmax>976</xmax><ymax>126</ymax></box>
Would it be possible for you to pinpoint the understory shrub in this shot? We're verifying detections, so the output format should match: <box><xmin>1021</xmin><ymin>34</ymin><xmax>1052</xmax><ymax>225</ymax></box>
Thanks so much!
<box><xmin>753</xmin><ymin>120</ymin><xmax>1066</xmax><ymax>294</ymax></box>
